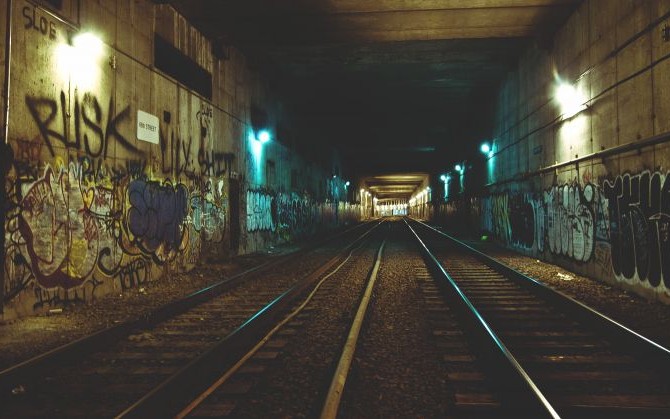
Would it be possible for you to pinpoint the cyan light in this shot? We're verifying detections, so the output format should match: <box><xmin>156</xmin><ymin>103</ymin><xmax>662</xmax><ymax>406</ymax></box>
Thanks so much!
<box><xmin>345</xmin><ymin>181</ymin><xmax>350</xmax><ymax>187</ymax></box>
<box><xmin>480</xmin><ymin>143</ymin><xmax>491</xmax><ymax>154</ymax></box>
<box><xmin>257</xmin><ymin>130</ymin><xmax>271</xmax><ymax>144</ymax></box>
<box><xmin>455</xmin><ymin>164</ymin><xmax>462</xmax><ymax>173</ymax></box>
<box><xmin>440</xmin><ymin>174</ymin><xmax>447</xmax><ymax>182</ymax></box>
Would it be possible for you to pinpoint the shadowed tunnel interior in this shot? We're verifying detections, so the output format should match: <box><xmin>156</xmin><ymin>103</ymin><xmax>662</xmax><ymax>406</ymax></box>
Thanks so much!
<box><xmin>168</xmin><ymin>0</ymin><xmax>580</xmax><ymax>179</ymax></box>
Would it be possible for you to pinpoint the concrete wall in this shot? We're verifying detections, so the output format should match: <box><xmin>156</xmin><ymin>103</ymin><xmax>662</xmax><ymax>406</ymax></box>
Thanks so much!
<box><xmin>1</xmin><ymin>0</ymin><xmax>357</xmax><ymax>319</ymax></box>
<box><xmin>473</xmin><ymin>0</ymin><xmax>670</xmax><ymax>303</ymax></box>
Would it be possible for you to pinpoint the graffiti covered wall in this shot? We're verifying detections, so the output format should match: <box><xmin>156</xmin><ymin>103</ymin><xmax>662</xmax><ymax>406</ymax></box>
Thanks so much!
<box><xmin>2</xmin><ymin>1</ymin><xmax>362</xmax><ymax>319</ymax></box>
<box><xmin>472</xmin><ymin>172</ymin><xmax>670</xmax><ymax>302</ymax></box>
<box><xmin>453</xmin><ymin>1</ymin><xmax>670</xmax><ymax>304</ymax></box>
<box><xmin>1</xmin><ymin>1</ymin><xmax>241</xmax><ymax>318</ymax></box>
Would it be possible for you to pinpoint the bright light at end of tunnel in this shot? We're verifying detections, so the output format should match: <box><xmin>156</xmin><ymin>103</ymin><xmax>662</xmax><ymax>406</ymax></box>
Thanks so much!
<box><xmin>555</xmin><ymin>81</ymin><xmax>586</xmax><ymax>119</ymax></box>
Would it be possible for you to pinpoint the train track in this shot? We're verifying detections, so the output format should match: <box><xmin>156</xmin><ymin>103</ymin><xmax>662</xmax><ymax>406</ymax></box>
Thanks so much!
<box><xmin>176</xmin><ymin>225</ymin><xmax>389</xmax><ymax>418</ymax></box>
<box><xmin>0</xmin><ymin>221</ymin><xmax>381</xmax><ymax>418</ymax></box>
<box><xmin>407</xmin><ymin>218</ymin><xmax>670</xmax><ymax>418</ymax></box>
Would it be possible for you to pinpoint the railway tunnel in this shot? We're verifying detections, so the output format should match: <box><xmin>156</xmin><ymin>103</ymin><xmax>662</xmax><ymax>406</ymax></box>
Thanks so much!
<box><xmin>1</xmin><ymin>0</ymin><xmax>670</xmax><ymax>417</ymax></box>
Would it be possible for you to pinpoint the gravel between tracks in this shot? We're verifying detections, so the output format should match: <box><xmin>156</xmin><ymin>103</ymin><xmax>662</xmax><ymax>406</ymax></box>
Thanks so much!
<box><xmin>339</xmin><ymin>224</ymin><xmax>451</xmax><ymax>417</ymax></box>
<box><xmin>230</xmin><ymin>235</ymin><xmax>383</xmax><ymax>418</ymax></box>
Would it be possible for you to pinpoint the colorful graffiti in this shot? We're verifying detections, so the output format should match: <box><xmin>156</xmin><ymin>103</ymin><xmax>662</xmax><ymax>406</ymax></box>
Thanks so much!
<box><xmin>2</xmin><ymin>86</ymin><xmax>239</xmax><ymax>315</ymax></box>
<box><xmin>246</xmin><ymin>189</ymin><xmax>274</xmax><ymax>232</ymax></box>
<box><xmin>275</xmin><ymin>193</ymin><xmax>317</xmax><ymax>237</ymax></box>
<box><xmin>190</xmin><ymin>179</ymin><xmax>227</xmax><ymax>243</ymax></box>
<box><xmin>127</xmin><ymin>178</ymin><xmax>189</xmax><ymax>262</ymax></box>
<box><xmin>482</xmin><ymin>193</ymin><xmax>543</xmax><ymax>252</ymax></box>
<box><xmin>476</xmin><ymin>172</ymin><xmax>670</xmax><ymax>294</ymax></box>
<box><xmin>16</xmin><ymin>165</ymin><xmax>122</xmax><ymax>288</ymax></box>
<box><xmin>544</xmin><ymin>183</ymin><xmax>601</xmax><ymax>262</ymax></box>
<box><xmin>604</xmin><ymin>171</ymin><xmax>670</xmax><ymax>288</ymax></box>
<box><xmin>482</xmin><ymin>182</ymin><xmax>608</xmax><ymax>262</ymax></box>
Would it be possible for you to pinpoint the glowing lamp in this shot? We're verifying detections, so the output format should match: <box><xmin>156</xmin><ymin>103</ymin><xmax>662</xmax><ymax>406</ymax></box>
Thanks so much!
<box><xmin>72</xmin><ymin>32</ymin><xmax>104</xmax><ymax>58</ymax></box>
<box><xmin>257</xmin><ymin>130</ymin><xmax>271</xmax><ymax>144</ymax></box>
<box><xmin>555</xmin><ymin>81</ymin><xmax>586</xmax><ymax>119</ymax></box>
<box><xmin>455</xmin><ymin>164</ymin><xmax>462</xmax><ymax>173</ymax></box>
<box><xmin>480</xmin><ymin>143</ymin><xmax>491</xmax><ymax>154</ymax></box>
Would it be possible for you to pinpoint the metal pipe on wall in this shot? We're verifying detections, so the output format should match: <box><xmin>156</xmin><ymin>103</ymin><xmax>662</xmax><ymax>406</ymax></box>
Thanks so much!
<box><xmin>0</xmin><ymin>0</ymin><xmax>14</xmax><ymax>315</ymax></box>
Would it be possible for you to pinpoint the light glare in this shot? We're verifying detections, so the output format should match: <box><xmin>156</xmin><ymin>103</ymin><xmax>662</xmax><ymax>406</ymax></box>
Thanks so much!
<box><xmin>55</xmin><ymin>32</ymin><xmax>104</xmax><ymax>89</ymax></box>
<box><xmin>257</xmin><ymin>130</ymin><xmax>271</xmax><ymax>143</ymax></box>
<box><xmin>72</xmin><ymin>32</ymin><xmax>104</xmax><ymax>58</ymax></box>
<box><xmin>555</xmin><ymin>81</ymin><xmax>586</xmax><ymax>119</ymax></box>
<box><xmin>480</xmin><ymin>143</ymin><xmax>491</xmax><ymax>154</ymax></box>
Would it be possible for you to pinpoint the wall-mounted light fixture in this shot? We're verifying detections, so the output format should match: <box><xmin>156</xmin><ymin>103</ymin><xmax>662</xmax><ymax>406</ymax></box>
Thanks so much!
<box><xmin>555</xmin><ymin>80</ymin><xmax>586</xmax><ymax>119</ymax></box>
<box><xmin>256</xmin><ymin>129</ymin><xmax>271</xmax><ymax>144</ymax></box>
<box><xmin>56</xmin><ymin>31</ymin><xmax>104</xmax><ymax>88</ymax></box>
<box><xmin>440</xmin><ymin>174</ymin><xmax>450</xmax><ymax>201</ymax></box>
<box><xmin>480</xmin><ymin>142</ymin><xmax>494</xmax><ymax>158</ymax></box>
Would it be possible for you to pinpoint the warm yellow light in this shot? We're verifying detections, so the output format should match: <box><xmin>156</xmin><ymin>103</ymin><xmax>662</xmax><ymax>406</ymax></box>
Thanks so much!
<box><xmin>73</xmin><ymin>32</ymin><xmax>104</xmax><ymax>58</ymax></box>
<box><xmin>55</xmin><ymin>32</ymin><xmax>104</xmax><ymax>89</ymax></box>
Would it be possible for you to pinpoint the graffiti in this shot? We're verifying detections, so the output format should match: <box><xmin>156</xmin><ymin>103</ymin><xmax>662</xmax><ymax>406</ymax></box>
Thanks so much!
<box><xmin>490</xmin><ymin>195</ymin><xmax>511</xmax><ymax>244</ymax></box>
<box><xmin>11</xmin><ymin>165</ymin><xmax>123</xmax><ymax>288</ymax></box>
<box><xmin>275</xmin><ymin>193</ymin><xmax>317</xmax><ymax>237</ymax></box>
<box><xmin>198</xmin><ymin>150</ymin><xmax>235</xmax><ymax>177</ymax></box>
<box><xmin>159</xmin><ymin>128</ymin><xmax>195</xmax><ymax>178</ymax></box>
<box><xmin>190</xmin><ymin>179</ymin><xmax>226</xmax><ymax>242</ymax></box>
<box><xmin>475</xmin><ymin>174</ymin><xmax>670</xmax><ymax>293</ymax></box>
<box><xmin>127</xmin><ymin>179</ymin><xmax>189</xmax><ymax>262</ymax></box>
<box><xmin>543</xmin><ymin>183</ymin><xmax>597</xmax><ymax>262</ymax></box>
<box><xmin>246</xmin><ymin>190</ymin><xmax>274</xmax><ymax>232</ymax></box>
<box><xmin>604</xmin><ymin>171</ymin><xmax>670</xmax><ymax>288</ymax></box>
<box><xmin>12</xmin><ymin>136</ymin><xmax>43</xmax><ymax>180</ymax></box>
<box><xmin>508</xmin><ymin>194</ymin><xmax>536</xmax><ymax>250</ymax></box>
<box><xmin>115</xmin><ymin>259</ymin><xmax>150</xmax><ymax>290</ymax></box>
<box><xmin>75</xmin><ymin>155</ymin><xmax>147</xmax><ymax>185</ymax></box>
<box><xmin>33</xmin><ymin>277</ymin><xmax>103</xmax><ymax>310</ymax></box>
<box><xmin>22</xmin><ymin>4</ymin><xmax>57</xmax><ymax>40</ymax></box>
<box><xmin>594</xmin><ymin>242</ymin><xmax>614</xmax><ymax>279</ymax></box>
<box><xmin>3</xmin><ymin>245</ymin><xmax>34</xmax><ymax>302</ymax></box>
<box><xmin>18</xmin><ymin>166</ymin><xmax>100</xmax><ymax>288</ymax></box>
<box><xmin>481</xmin><ymin>193</ymin><xmax>543</xmax><ymax>251</ymax></box>
<box><xmin>25</xmin><ymin>91</ymin><xmax>137</xmax><ymax>159</ymax></box>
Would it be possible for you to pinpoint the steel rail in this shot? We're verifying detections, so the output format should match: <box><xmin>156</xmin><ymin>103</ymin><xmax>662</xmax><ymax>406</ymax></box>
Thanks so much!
<box><xmin>405</xmin><ymin>219</ymin><xmax>560</xmax><ymax>418</ymax></box>
<box><xmin>0</xmin><ymin>221</ymin><xmax>373</xmax><ymax>395</ymax></box>
<box><xmin>411</xmin><ymin>219</ymin><xmax>670</xmax><ymax>370</ymax></box>
<box><xmin>116</xmin><ymin>220</ymin><xmax>385</xmax><ymax>418</ymax></box>
<box><xmin>320</xmin><ymin>239</ymin><xmax>386</xmax><ymax>419</ymax></box>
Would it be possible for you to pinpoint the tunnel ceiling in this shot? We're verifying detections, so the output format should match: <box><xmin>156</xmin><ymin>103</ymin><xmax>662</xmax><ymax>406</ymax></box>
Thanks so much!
<box><xmin>361</xmin><ymin>173</ymin><xmax>429</xmax><ymax>200</ymax></box>
<box><xmin>170</xmin><ymin>0</ymin><xmax>580</xmax><ymax>180</ymax></box>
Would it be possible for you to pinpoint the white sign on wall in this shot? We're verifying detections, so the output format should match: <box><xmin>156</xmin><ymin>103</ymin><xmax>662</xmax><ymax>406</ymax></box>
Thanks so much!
<box><xmin>137</xmin><ymin>110</ymin><xmax>159</xmax><ymax>144</ymax></box>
